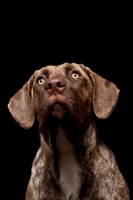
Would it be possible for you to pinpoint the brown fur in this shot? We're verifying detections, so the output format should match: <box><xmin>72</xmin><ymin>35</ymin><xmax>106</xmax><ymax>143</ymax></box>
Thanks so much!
<box><xmin>8</xmin><ymin>63</ymin><xmax>130</xmax><ymax>200</ymax></box>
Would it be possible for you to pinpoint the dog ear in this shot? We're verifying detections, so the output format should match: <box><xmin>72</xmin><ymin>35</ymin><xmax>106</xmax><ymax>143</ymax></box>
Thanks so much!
<box><xmin>80</xmin><ymin>64</ymin><xmax>120</xmax><ymax>119</ymax></box>
<box><xmin>8</xmin><ymin>72</ymin><xmax>37</xmax><ymax>129</ymax></box>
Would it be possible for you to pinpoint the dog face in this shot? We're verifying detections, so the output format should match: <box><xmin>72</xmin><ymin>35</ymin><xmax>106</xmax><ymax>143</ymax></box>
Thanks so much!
<box><xmin>8</xmin><ymin>63</ymin><xmax>119</xmax><ymax>129</ymax></box>
<box><xmin>30</xmin><ymin>63</ymin><xmax>94</xmax><ymax>125</ymax></box>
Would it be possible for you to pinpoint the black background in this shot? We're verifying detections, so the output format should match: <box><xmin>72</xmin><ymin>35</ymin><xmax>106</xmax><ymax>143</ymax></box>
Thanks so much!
<box><xmin>1</xmin><ymin>4</ymin><xmax>132</xmax><ymax>200</ymax></box>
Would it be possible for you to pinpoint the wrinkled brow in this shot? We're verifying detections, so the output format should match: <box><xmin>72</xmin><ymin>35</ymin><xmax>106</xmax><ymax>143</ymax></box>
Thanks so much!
<box><xmin>65</xmin><ymin>64</ymin><xmax>75</xmax><ymax>71</ymax></box>
<box><xmin>40</xmin><ymin>68</ymin><xmax>49</xmax><ymax>75</ymax></box>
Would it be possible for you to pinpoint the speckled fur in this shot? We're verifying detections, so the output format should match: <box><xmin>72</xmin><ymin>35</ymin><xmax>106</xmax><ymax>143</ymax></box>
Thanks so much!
<box><xmin>8</xmin><ymin>63</ymin><xmax>130</xmax><ymax>200</ymax></box>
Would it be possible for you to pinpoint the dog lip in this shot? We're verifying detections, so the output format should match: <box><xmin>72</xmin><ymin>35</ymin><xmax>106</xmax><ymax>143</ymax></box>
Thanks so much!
<box><xmin>47</xmin><ymin>94</ymin><xmax>66</xmax><ymax>104</ymax></box>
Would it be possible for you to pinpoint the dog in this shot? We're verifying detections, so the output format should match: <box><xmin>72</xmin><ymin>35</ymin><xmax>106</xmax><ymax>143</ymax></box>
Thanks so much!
<box><xmin>8</xmin><ymin>63</ymin><xmax>130</xmax><ymax>200</ymax></box>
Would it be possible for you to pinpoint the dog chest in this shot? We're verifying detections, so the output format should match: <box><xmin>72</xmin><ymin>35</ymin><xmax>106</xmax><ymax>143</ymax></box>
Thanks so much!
<box><xmin>56</xmin><ymin>127</ymin><xmax>81</xmax><ymax>199</ymax></box>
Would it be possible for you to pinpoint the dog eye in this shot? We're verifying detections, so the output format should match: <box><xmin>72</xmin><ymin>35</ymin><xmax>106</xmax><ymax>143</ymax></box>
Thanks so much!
<box><xmin>71</xmin><ymin>72</ymin><xmax>79</xmax><ymax>79</ymax></box>
<box><xmin>38</xmin><ymin>78</ymin><xmax>45</xmax><ymax>84</ymax></box>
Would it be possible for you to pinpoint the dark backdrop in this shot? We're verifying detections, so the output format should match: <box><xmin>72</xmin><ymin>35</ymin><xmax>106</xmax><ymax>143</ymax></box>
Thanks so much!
<box><xmin>1</xmin><ymin>5</ymin><xmax>132</xmax><ymax>200</ymax></box>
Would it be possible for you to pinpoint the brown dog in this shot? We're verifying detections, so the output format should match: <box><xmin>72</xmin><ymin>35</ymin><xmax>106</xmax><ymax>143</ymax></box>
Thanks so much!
<box><xmin>8</xmin><ymin>63</ymin><xmax>130</xmax><ymax>200</ymax></box>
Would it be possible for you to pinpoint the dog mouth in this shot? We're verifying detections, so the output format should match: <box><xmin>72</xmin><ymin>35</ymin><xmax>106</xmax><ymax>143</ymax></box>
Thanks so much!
<box><xmin>50</xmin><ymin>102</ymin><xmax>67</xmax><ymax>120</ymax></box>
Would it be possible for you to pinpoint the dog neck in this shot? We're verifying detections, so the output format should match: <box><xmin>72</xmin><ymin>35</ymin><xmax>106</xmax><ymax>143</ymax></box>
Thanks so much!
<box><xmin>40</xmin><ymin>113</ymin><xmax>97</xmax><ymax>152</ymax></box>
<box><xmin>56</xmin><ymin>127</ymin><xmax>81</xmax><ymax>199</ymax></box>
<box><xmin>40</xmin><ymin>115</ymin><xmax>98</xmax><ymax>199</ymax></box>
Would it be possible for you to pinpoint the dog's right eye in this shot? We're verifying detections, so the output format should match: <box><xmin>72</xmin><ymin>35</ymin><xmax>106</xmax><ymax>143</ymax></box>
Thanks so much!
<box><xmin>38</xmin><ymin>78</ymin><xmax>45</xmax><ymax>85</ymax></box>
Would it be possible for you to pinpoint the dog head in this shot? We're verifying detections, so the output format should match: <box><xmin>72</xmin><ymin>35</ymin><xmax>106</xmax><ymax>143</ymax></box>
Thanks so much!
<box><xmin>8</xmin><ymin>63</ymin><xmax>119</xmax><ymax>129</ymax></box>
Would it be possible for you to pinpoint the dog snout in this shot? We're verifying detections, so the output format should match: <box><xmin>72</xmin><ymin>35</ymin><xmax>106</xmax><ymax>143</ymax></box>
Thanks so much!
<box><xmin>44</xmin><ymin>78</ymin><xmax>66</xmax><ymax>94</ymax></box>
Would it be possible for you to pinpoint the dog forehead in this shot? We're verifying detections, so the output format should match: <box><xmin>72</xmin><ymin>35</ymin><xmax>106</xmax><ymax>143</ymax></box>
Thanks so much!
<box><xmin>35</xmin><ymin>63</ymin><xmax>89</xmax><ymax>79</ymax></box>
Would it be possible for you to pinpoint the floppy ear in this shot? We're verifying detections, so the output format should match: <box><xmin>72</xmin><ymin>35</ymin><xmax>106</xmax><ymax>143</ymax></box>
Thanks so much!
<box><xmin>8</xmin><ymin>73</ymin><xmax>37</xmax><ymax>129</ymax></box>
<box><xmin>80</xmin><ymin>64</ymin><xmax>120</xmax><ymax>119</ymax></box>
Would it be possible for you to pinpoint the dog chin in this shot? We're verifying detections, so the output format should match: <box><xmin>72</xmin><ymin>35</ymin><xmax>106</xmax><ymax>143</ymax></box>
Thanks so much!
<box><xmin>50</xmin><ymin>102</ymin><xmax>67</xmax><ymax>120</ymax></box>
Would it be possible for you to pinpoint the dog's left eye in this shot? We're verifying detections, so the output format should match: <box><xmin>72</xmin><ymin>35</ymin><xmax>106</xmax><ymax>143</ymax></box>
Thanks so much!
<box><xmin>71</xmin><ymin>72</ymin><xmax>79</xmax><ymax>79</ymax></box>
<box><xmin>38</xmin><ymin>78</ymin><xmax>45</xmax><ymax>84</ymax></box>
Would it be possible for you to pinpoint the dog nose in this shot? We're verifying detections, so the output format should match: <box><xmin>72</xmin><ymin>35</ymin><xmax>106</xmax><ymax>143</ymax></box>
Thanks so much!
<box><xmin>44</xmin><ymin>78</ymin><xmax>66</xmax><ymax>94</ymax></box>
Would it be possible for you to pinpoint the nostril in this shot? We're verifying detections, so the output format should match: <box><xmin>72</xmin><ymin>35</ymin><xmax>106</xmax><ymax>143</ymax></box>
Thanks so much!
<box><xmin>48</xmin><ymin>83</ymin><xmax>52</xmax><ymax>89</ymax></box>
<box><xmin>45</xmin><ymin>83</ymin><xmax>52</xmax><ymax>90</ymax></box>
<box><xmin>57</xmin><ymin>81</ymin><xmax>65</xmax><ymax>88</ymax></box>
